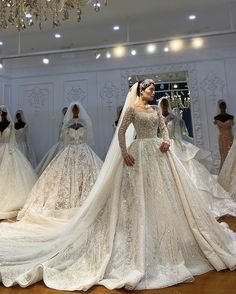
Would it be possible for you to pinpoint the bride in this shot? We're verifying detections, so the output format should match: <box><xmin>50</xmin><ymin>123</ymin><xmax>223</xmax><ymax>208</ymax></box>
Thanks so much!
<box><xmin>0</xmin><ymin>106</ymin><xmax>37</xmax><ymax>220</ymax></box>
<box><xmin>0</xmin><ymin>82</ymin><xmax>236</xmax><ymax>291</ymax></box>
<box><xmin>17</xmin><ymin>102</ymin><xmax>102</xmax><ymax>220</ymax></box>
<box><xmin>158</xmin><ymin>97</ymin><xmax>236</xmax><ymax>218</ymax></box>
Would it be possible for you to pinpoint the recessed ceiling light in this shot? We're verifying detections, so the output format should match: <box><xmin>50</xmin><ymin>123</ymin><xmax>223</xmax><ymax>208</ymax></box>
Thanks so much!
<box><xmin>106</xmin><ymin>52</ymin><xmax>111</xmax><ymax>59</ymax></box>
<box><xmin>43</xmin><ymin>58</ymin><xmax>50</xmax><ymax>64</ymax></box>
<box><xmin>131</xmin><ymin>49</ymin><xmax>137</xmax><ymax>56</ymax></box>
<box><xmin>0</xmin><ymin>41</ymin><xmax>3</xmax><ymax>46</ymax></box>
<box><xmin>164</xmin><ymin>46</ymin><xmax>169</xmax><ymax>52</ymax></box>
<box><xmin>113</xmin><ymin>25</ymin><xmax>120</xmax><ymax>31</ymax></box>
<box><xmin>188</xmin><ymin>15</ymin><xmax>196</xmax><ymax>20</ymax></box>
<box><xmin>147</xmin><ymin>44</ymin><xmax>156</xmax><ymax>53</ymax></box>
<box><xmin>54</xmin><ymin>33</ymin><xmax>61</xmax><ymax>39</ymax></box>
<box><xmin>0</xmin><ymin>63</ymin><xmax>3</xmax><ymax>69</ymax></box>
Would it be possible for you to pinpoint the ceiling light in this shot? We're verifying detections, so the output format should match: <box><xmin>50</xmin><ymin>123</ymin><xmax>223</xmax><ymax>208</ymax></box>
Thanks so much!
<box><xmin>54</xmin><ymin>33</ymin><xmax>61</xmax><ymax>39</ymax></box>
<box><xmin>0</xmin><ymin>41</ymin><xmax>3</xmax><ymax>46</ymax></box>
<box><xmin>113</xmin><ymin>46</ymin><xmax>126</xmax><ymax>58</ymax></box>
<box><xmin>147</xmin><ymin>44</ymin><xmax>156</xmax><ymax>53</ymax></box>
<box><xmin>131</xmin><ymin>49</ymin><xmax>137</xmax><ymax>56</ymax></box>
<box><xmin>42</xmin><ymin>58</ymin><xmax>50</xmax><ymax>64</ymax></box>
<box><xmin>174</xmin><ymin>84</ymin><xmax>178</xmax><ymax>89</ymax></box>
<box><xmin>113</xmin><ymin>25</ymin><xmax>120</xmax><ymax>31</ymax></box>
<box><xmin>164</xmin><ymin>46</ymin><xmax>169</xmax><ymax>52</ymax></box>
<box><xmin>106</xmin><ymin>52</ymin><xmax>111</xmax><ymax>59</ymax></box>
<box><xmin>192</xmin><ymin>38</ymin><xmax>204</xmax><ymax>48</ymax></box>
<box><xmin>0</xmin><ymin>63</ymin><xmax>3</xmax><ymax>69</ymax></box>
<box><xmin>169</xmin><ymin>39</ymin><xmax>184</xmax><ymax>52</ymax></box>
<box><xmin>188</xmin><ymin>15</ymin><xmax>196</xmax><ymax>20</ymax></box>
<box><xmin>95</xmin><ymin>52</ymin><xmax>101</xmax><ymax>59</ymax></box>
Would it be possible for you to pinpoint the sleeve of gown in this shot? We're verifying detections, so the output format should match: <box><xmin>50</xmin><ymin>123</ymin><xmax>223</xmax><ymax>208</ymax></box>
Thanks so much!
<box><xmin>158</xmin><ymin>111</ymin><xmax>170</xmax><ymax>144</ymax></box>
<box><xmin>118</xmin><ymin>107</ymin><xmax>134</xmax><ymax>155</ymax></box>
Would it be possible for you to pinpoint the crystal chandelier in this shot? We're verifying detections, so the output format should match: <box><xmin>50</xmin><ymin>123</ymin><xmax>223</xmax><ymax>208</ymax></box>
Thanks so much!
<box><xmin>0</xmin><ymin>0</ymin><xmax>107</xmax><ymax>31</ymax></box>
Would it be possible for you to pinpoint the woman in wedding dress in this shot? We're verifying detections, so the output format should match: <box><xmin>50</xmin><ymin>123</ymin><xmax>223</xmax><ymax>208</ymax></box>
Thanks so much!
<box><xmin>15</xmin><ymin>110</ymin><xmax>37</xmax><ymax>168</ymax></box>
<box><xmin>17</xmin><ymin>102</ymin><xmax>102</xmax><ymax>220</ymax></box>
<box><xmin>158</xmin><ymin>97</ymin><xmax>236</xmax><ymax>217</ymax></box>
<box><xmin>36</xmin><ymin>107</ymin><xmax>68</xmax><ymax>176</ymax></box>
<box><xmin>0</xmin><ymin>82</ymin><xmax>236</xmax><ymax>291</ymax></box>
<box><xmin>0</xmin><ymin>106</ymin><xmax>37</xmax><ymax>220</ymax></box>
<box><xmin>218</xmin><ymin>135</ymin><xmax>236</xmax><ymax>200</ymax></box>
<box><xmin>214</xmin><ymin>100</ymin><xmax>234</xmax><ymax>170</ymax></box>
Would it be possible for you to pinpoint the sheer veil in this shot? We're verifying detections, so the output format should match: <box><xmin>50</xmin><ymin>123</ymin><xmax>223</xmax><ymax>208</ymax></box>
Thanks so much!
<box><xmin>63</xmin><ymin>101</ymin><xmax>95</xmax><ymax>146</ymax></box>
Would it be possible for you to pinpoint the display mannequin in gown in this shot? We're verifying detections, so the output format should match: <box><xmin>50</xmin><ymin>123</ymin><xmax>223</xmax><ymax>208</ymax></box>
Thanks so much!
<box><xmin>214</xmin><ymin>100</ymin><xmax>234</xmax><ymax>170</ymax></box>
<box><xmin>0</xmin><ymin>82</ymin><xmax>236</xmax><ymax>291</ymax></box>
<box><xmin>0</xmin><ymin>106</ymin><xmax>37</xmax><ymax>220</ymax></box>
<box><xmin>36</xmin><ymin>107</ymin><xmax>68</xmax><ymax>176</ymax></box>
<box><xmin>17</xmin><ymin>102</ymin><xmax>102</xmax><ymax>220</ymax></box>
<box><xmin>158</xmin><ymin>98</ymin><xmax>236</xmax><ymax>217</ymax></box>
<box><xmin>218</xmin><ymin>135</ymin><xmax>236</xmax><ymax>200</ymax></box>
<box><xmin>15</xmin><ymin>110</ymin><xmax>37</xmax><ymax>168</ymax></box>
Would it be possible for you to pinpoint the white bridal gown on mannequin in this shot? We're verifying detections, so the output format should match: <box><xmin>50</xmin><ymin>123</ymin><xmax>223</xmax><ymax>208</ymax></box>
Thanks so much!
<box><xmin>15</xmin><ymin>110</ymin><xmax>37</xmax><ymax>168</ymax></box>
<box><xmin>17</xmin><ymin>102</ymin><xmax>102</xmax><ymax>220</ymax></box>
<box><xmin>158</xmin><ymin>98</ymin><xmax>236</xmax><ymax>218</ymax></box>
<box><xmin>36</xmin><ymin>109</ymin><xmax>67</xmax><ymax>176</ymax></box>
<box><xmin>0</xmin><ymin>106</ymin><xmax>37</xmax><ymax>220</ymax></box>
<box><xmin>0</xmin><ymin>85</ymin><xmax>236</xmax><ymax>291</ymax></box>
<box><xmin>218</xmin><ymin>135</ymin><xmax>236</xmax><ymax>200</ymax></box>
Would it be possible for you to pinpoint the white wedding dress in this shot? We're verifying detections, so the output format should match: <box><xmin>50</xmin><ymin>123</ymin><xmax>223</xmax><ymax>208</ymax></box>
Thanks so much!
<box><xmin>17</xmin><ymin>120</ymin><xmax>102</xmax><ymax>220</ymax></box>
<box><xmin>0</xmin><ymin>115</ymin><xmax>37</xmax><ymax>219</ymax></box>
<box><xmin>0</xmin><ymin>86</ymin><xmax>236</xmax><ymax>291</ymax></box>
<box><xmin>162</xmin><ymin>111</ymin><xmax>236</xmax><ymax>218</ymax></box>
<box><xmin>218</xmin><ymin>135</ymin><xmax>236</xmax><ymax>200</ymax></box>
<box><xmin>15</xmin><ymin>125</ymin><xmax>37</xmax><ymax>168</ymax></box>
<box><xmin>36</xmin><ymin>126</ymin><xmax>65</xmax><ymax>176</ymax></box>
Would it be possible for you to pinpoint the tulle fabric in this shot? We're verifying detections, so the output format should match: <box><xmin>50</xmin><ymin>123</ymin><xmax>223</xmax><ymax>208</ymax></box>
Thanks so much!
<box><xmin>0</xmin><ymin>127</ymin><xmax>37</xmax><ymax>219</ymax></box>
<box><xmin>218</xmin><ymin>137</ymin><xmax>236</xmax><ymax>200</ymax></box>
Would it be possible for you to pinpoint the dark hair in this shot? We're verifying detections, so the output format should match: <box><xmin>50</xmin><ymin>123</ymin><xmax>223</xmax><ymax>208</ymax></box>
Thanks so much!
<box><xmin>137</xmin><ymin>79</ymin><xmax>155</xmax><ymax>97</ymax></box>
<box><xmin>219</xmin><ymin>101</ymin><xmax>226</xmax><ymax>108</ymax></box>
<box><xmin>72</xmin><ymin>104</ymin><xmax>79</xmax><ymax>110</ymax></box>
<box><xmin>160</xmin><ymin>98</ymin><xmax>169</xmax><ymax>106</ymax></box>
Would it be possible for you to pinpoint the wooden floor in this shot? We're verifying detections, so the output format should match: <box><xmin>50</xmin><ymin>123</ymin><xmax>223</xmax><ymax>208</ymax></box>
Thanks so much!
<box><xmin>0</xmin><ymin>216</ymin><xmax>236</xmax><ymax>294</ymax></box>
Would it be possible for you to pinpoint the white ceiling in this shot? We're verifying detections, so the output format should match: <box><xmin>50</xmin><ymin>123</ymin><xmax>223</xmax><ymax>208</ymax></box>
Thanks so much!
<box><xmin>0</xmin><ymin>0</ymin><xmax>236</xmax><ymax>56</ymax></box>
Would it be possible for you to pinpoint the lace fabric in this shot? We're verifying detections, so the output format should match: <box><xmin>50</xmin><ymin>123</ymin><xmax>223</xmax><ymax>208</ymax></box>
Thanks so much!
<box><xmin>17</xmin><ymin>126</ymin><xmax>102</xmax><ymax>220</ymax></box>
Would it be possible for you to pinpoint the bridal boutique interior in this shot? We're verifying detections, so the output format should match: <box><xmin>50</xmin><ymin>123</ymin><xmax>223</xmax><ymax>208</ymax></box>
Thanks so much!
<box><xmin>1</xmin><ymin>0</ymin><xmax>236</xmax><ymax>293</ymax></box>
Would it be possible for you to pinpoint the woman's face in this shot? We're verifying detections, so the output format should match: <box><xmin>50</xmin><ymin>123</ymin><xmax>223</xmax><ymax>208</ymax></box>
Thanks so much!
<box><xmin>72</xmin><ymin>105</ymin><xmax>80</xmax><ymax>117</ymax></box>
<box><xmin>141</xmin><ymin>84</ymin><xmax>155</xmax><ymax>102</ymax></box>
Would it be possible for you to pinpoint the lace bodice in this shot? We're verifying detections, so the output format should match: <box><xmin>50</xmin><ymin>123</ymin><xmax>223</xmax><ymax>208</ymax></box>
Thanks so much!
<box><xmin>0</xmin><ymin>126</ymin><xmax>12</xmax><ymax>144</ymax></box>
<box><xmin>63</xmin><ymin>127</ymin><xmax>87</xmax><ymax>145</ymax></box>
<box><xmin>118</xmin><ymin>106</ymin><xmax>169</xmax><ymax>154</ymax></box>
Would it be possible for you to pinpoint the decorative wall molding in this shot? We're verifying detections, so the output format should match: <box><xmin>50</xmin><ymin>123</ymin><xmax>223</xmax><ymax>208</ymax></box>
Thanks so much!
<box><xmin>64</xmin><ymin>80</ymin><xmax>88</xmax><ymax>107</ymax></box>
<box><xmin>100</xmin><ymin>81</ymin><xmax>120</xmax><ymax>111</ymax></box>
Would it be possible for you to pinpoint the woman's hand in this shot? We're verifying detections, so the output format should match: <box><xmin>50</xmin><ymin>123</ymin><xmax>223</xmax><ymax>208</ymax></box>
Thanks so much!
<box><xmin>160</xmin><ymin>142</ymin><xmax>170</xmax><ymax>153</ymax></box>
<box><xmin>123</xmin><ymin>152</ymin><xmax>135</xmax><ymax>166</ymax></box>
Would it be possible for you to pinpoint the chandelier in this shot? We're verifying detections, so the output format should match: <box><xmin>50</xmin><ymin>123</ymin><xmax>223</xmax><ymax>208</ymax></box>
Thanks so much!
<box><xmin>161</xmin><ymin>92</ymin><xmax>191</xmax><ymax>110</ymax></box>
<box><xmin>0</xmin><ymin>0</ymin><xmax>107</xmax><ymax>31</ymax></box>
